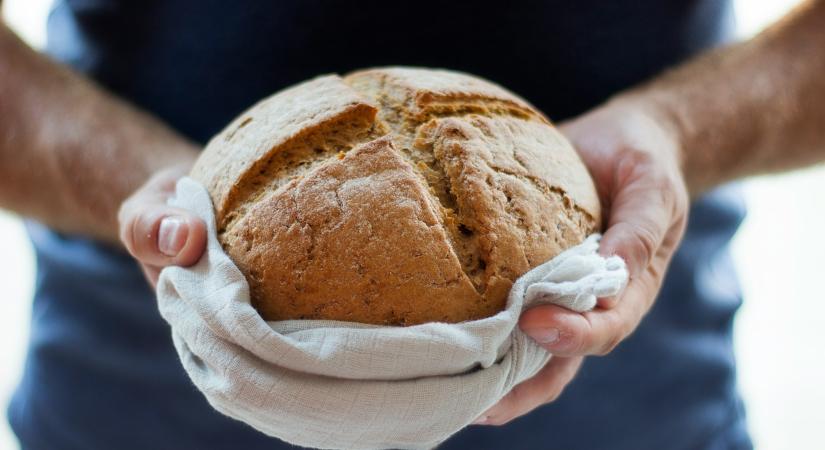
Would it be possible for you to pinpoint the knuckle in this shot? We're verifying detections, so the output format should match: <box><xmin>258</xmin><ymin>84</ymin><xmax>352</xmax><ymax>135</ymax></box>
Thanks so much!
<box><xmin>650</xmin><ymin>170</ymin><xmax>676</xmax><ymax>191</ymax></box>
<box><xmin>614</xmin><ymin>149</ymin><xmax>655</xmax><ymax>185</ymax></box>
<box><xmin>671</xmin><ymin>193</ymin><xmax>690</xmax><ymax>232</ymax></box>
<box><xmin>558</xmin><ymin>323</ymin><xmax>593</xmax><ymax>356</ymax></box>
<box><xmin>663</xmin><ymin>177</ymin><xmax>689</xmax><ymax>220</ymax></box>
<box><xmin>562</xmin><ymin>328</ymin><xmax>588</xmax><ymax>356</ymax></box>
<box><xmin>596</xmin><ymin>333</ymin><xmax>624</xmax><ymax>356</ymax></box>
<box><xmin>623</xmin><ymin>146</ymin><xmax>656</xmax><ymax>167</ymax></box>
<box><xmin>627</xmin><ymin>223</ymin><xmax>658</xmax><ymax>267</ymax></box>
<box><xmin>598</xmin><ymin>295</ymin><xmax>620</xmax><ymax>309</ymax></box>
<box><xmin>673</xmin><ymin>180</ymin><xmax>689</xmax><ymax>208</ymax></box>
<box><xmin>593</xmin><ymin>314</ymin><xmax>630</xmax><ymax>356</ymax></box>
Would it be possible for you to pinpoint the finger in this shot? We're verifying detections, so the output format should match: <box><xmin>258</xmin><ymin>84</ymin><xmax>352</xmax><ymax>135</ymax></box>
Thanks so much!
<box><xmin>119</xmin><ymin>204</ymin><xmax>207</xmax><ymax>268</ymax></box>
<box><xmin>519</xmin><ymin>283</ymin><xmax>645</xmax><ymax>356</ymax></box>
<box><xmin>474</xmin><ymin>357</ymin><xmax>583</xmax><ymax>426</ymax></box>
<box><xmin>520</xmin><ymin>241</ymin><xmax>673</xmax><ymax>357</ymax></box>
<box><xmin>601</xmin><ymin>193</ymin><xmax>670</xmax><ymax>280</ymax></box>
<box><xmin>595</xmin><ymin>290</ymin><xmax>623</xmax><ymax>310</ymax></box>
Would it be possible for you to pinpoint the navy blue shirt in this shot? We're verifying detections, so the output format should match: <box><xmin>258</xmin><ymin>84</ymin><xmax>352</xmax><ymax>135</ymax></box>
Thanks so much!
<box><xmin>9</xmin><ymin>1</ymin><xmax>751</xmax><ymax>449</ymax></box>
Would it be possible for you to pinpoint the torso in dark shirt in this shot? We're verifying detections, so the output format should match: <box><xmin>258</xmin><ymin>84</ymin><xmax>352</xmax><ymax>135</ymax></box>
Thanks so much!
<box><xmin>8</xmin><ymin>1</ymin><xmax>751</xmax><ymax>449</ymax></box>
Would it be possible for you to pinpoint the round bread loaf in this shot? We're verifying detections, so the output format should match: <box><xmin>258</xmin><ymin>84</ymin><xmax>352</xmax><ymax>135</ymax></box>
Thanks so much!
<box><xmin>190</xmin><ymin>67</ymin><xmax>601</xmax><ymax>326</ymax></box>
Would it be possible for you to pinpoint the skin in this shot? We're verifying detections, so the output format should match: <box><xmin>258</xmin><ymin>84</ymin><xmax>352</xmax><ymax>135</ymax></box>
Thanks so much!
<box><xmin>1</xmin><ymin>0</ymin><xmax>824</xmax><ymax>430</ymax></box>
<box><xmin>481</xmin><ymin>0</ymin><xmax>825</xmax><ymax>425</ymax></box>
<box><xmin>0</xmin><ymin>8</ymin><xmax>206</xmax><ymax>278</ymax></box>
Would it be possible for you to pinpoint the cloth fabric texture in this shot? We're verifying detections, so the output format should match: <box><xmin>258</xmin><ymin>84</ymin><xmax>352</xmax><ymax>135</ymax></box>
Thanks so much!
<box><xmin>156</xmin><ymin>177</ymin><xmax>627</xmax><ymax>450</ymax></box>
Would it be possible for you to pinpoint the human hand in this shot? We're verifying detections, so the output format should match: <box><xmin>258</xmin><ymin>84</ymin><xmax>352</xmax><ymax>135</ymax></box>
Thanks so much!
<box><xmin>118</xmin><ymin>164</ymin><xmax>207</xmax><ymax>287</ymax></box>
<box><xmin>475</xmin><ymin>98</ymin><xmax>689</xmax><ymax>425</ymax></box>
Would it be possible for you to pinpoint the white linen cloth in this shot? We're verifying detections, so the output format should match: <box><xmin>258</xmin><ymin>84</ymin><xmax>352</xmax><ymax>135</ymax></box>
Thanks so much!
<box><xmin>156</xmin><ymin>177</ymin><xmax>627</xmax><ymax>450</ymax></box>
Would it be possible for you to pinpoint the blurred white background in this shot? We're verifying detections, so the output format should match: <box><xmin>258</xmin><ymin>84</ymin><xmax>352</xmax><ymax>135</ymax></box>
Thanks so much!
<box><xmin>1</xmin><ymin>0</ymin><xmax>823</xmax><ymax>449</ymax></box>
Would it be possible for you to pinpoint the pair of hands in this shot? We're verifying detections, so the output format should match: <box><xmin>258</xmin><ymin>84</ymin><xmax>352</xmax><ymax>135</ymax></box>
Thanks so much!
<box><xmin>119</xmin><ymin>99</ymin><xmax>689</xmax><ymax>426</ymax></box>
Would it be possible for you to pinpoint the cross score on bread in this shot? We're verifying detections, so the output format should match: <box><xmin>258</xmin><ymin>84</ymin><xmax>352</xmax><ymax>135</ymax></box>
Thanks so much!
<box><xmin>191</xmin><ymin>67</ymin><xmax>601</xmax><ymax>326</ymax></box>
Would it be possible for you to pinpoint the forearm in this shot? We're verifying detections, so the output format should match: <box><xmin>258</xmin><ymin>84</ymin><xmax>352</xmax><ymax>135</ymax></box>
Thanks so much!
<box><xmin>616</xmin><ymin>0</ymin><xmax>825</xmax><ymax>196</ymax></box>
<box><xmin>0</xmin><ymin>23</ymin><xmax>198</xmax><ymax>244</ymax></box>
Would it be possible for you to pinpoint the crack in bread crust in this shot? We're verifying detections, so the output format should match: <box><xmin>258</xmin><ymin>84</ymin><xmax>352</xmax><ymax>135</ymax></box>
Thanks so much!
<box><xmin>222</xmin><ymin>137</ymin><xmax>488</xmax><ymax>324</ymax></box>
<box><xmin>342</xmin><ymin>72</ymin><xmax>597</xmax><ymax>300</ymax></box>
<box><xmin>218</xmin><ymin>107</ymin><xmax>386</xmax><ymax>238</ymax></box>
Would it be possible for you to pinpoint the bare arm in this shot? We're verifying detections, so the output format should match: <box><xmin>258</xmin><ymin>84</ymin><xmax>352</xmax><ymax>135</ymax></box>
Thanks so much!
<box><xmin>627</xmin><ymin>0</ymin><xmax>825</xmax><ymax>195</ymax></box>
<box><xmin>0</xmin><ymin>20</ymin><xmax>199</xmax><ymax>244</ymax></box>
<box><xmin>487</xmin><ymin>0</ymin><xmax>825</xmax><ymax>425</ymax></box>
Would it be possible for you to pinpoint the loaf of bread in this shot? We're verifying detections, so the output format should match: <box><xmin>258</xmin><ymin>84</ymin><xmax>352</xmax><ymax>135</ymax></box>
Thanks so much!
<box><xmin>190</xmin><ymin>67</ymin><xmax>601</xmax><ymax>326</ymax></box>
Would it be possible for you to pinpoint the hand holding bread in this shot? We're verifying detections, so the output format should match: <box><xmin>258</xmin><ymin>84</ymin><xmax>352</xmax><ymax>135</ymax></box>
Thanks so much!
<box><xmin>118</xmin><ymin>67</ymin><xmax>687</xmax><ymax>430</ymax></box>
<box><xmin>484</xmin><ymin>96</ymin><xmax>689</xmax><ymax>425</ymax></box>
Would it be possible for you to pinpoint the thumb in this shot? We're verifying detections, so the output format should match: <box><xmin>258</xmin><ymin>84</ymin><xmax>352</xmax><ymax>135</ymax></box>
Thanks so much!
<box><xmin>119</xmin><ymin>203</ymin><xmax>207</xmax><ymax>268</ymax></box>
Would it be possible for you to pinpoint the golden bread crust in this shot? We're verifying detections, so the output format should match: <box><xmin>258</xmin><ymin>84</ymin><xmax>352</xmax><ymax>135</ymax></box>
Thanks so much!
<box><xmin>191</xmin><ymin>67</ymin><xmax>601</xmax><ymax>325</ymax></box>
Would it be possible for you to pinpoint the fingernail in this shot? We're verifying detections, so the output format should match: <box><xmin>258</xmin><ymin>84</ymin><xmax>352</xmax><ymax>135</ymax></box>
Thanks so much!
<box><xmin>471</xmin><ymin>416</ymin><xmax>489</xmax><ymax>425</ymax></box>
<box><xmin>158</xmin><ymin>216</ymin><xmax>187</xmax><ymax>257</ymax></box>
<box><xmin>531</xmin><ymin>328</ymin><xmax>560</xmax><ymax>344</ymax></box>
